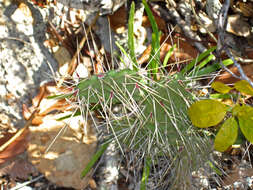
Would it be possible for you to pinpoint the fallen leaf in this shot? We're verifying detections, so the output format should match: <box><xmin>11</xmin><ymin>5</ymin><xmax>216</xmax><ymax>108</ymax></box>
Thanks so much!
<box><xmin>23</xmin><ymin>81</ymin><xmax>73</xmax><ymax>125</ymax></box>
<box><xmin>0</xmin><ymin>129</ymin><xmax>29</xmax><ymax>165</ymax></box>
<box><xmin>215</xmin><ymin>64</ymin><xmax>253</xmax><ymax>84</ymax></box>
<box><xmin>138</xmin><ymin>34</ymin><xmax>198</xmax><ymax>66</ymax></box>
<box><xmin>237</xmin><ymin>2</ymin><xmax>253</xmax><ymax>18</ymax></box>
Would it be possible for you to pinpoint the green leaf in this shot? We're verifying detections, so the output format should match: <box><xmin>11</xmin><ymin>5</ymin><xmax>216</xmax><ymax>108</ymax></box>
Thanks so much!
<box><xmin>188</xmin><ymin>99</ymin><xmax>227</xmax><ymax>128</ymax></box>
<box><xmin>232</xmin><ymin>104</ymin><xmax>244</xmax><ymax>117</ymax></box>
<box><xmin>81</xmin><ymin>142</ymin><xmax>109</xmax><ymax>179</ymax></box>
<box><xmin>211</xmin><ymin>81</ymin><xmax>233</xmax><ymax>94</ymax></box>
<box><xmin>237</xmin><ymin>105</ymin><xmax>253</xmax><ymax>143</ymax></box>
<box><xmin>214</xmin><ymin>117</ymin><xmax>238</xmax><ymax>152</ymax></box>
<box><xmin>234</xmin><ymin>80</ymin><xmax>253</xmax><ymax>96</ymax></box>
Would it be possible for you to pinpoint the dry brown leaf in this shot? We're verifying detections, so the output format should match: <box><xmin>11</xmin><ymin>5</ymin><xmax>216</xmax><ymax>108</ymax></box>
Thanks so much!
<box><xmin>215</xmin><ymin>64</ymin><xmax>253</xmax><ymax>84</ymax></box>
<box><xmin>108</xmin><ymin>5</ymin><xmax>166</xmax><ymax>34</ymax></box>
<box><xmin>138</xmin><ymin>35</ymin><xmax>198</xmax><ymax>66</ymax></box>
<box><xmin>23</xmin><ymin>82</ymin><xmax>73</xmax><ymax>125</ymax></box>
<box><xmin>238</xmin><ymin>2</ymin><xmax>253</xmax><ymax>18</ymax></box>
<box><xmin>108</xmin><ymin>6</ymin><xmax>127</xmax><ymax>34</ymax></box>
<box><xmin>0</xmin><ymin>129</ymin><xmax>29</xmax><ymax>165</ymax></box>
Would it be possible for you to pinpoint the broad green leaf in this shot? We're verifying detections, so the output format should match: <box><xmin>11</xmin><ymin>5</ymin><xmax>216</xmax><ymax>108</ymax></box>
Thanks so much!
<box><xmin>214</xmin><ymin>117</ymin><xmax>238</xmax><ymax>152</ymax></box>
<box><xmin>234</xmin><ymin>80</ymin><xmax>253</xmax><ymax>96</ymax></box>
<box><xmin>188</xmin><ymin>99</ymin><xmax>227</xmax><ymax>128</ymax></box>
<box><xmin>232</xmin><ymin>104</ymin><xmax>244</xmax><ymax>117</ymax></box>
<box><xmin>237</xmin><ymin>105</ymin><xmax>253</xmax><ymax>143</ymax></box>
<box><xmin>211</xmin><ymin>82</ymin><xmax>233</xmax><ymax>94</ymax></box>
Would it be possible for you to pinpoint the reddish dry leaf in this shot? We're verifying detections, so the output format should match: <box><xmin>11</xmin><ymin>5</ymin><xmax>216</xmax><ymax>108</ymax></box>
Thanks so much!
<box><xmin>108</xmin><ymin>6</ymin><xmax>127</xmax><ymax>33</ymax></box>
<box><xmin>0</xmin><ymin>129</ymin><xmax>29</xmax><ymax>165</ymax></box>
<box><xmin>108</xmin><ymin>5</ymin><xmax>166</xmax><ymax>34</ymax></box>
<box><xmin>215</xmin><ymin>64</ymin><xmax>253</xmax><ymax>84</ymax></box>
<box><xmin>142</xmin><ymin>15</ymin><xmax>166</xmax><ymax>32</ymax></box>
<box><xmin>23</xmin><ymin>82</ymin><xmax>73</xmax><ymax>125</ymax></box>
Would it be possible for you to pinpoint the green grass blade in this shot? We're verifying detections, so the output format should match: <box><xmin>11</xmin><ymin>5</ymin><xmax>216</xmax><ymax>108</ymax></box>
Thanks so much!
<box><xmin>46</xmin><ymin>93</ymin><xmax>73</xmax><ymax>99</ymax></box>
<box><xmin>140</xmin><ymin>157</ymin><xmax>151</xmax><ymax>190</ymax></box>
<box><xmin>193</xmin><ymin>58</ymin><xmax>234</xmax><ymax>76</ymax></box>
<box><xmin>210</xmin><ymin>93</ymin><xmax>238</xmax><ymax>99</ymax></box>
<box><xmin>128</xmin><ymin>1</ymin><xmax>138</xmax><ymax>71</ymax></box>
<box><xmin>143</xmin><ymin>0</ymin><xmax>160</xmax><ymax>80</ymax></box>
<box><xmin>142</xmin><ymin>0</ymin><xmax>159</xmax><ymax>36</ymax></box>
<box><xmin>115</xmin><ymin>41</ymin><xmax>128</xmax><ymax>67</ymax></box>
<box><xmin>80</xmin><ymin>142</ymin><xmax>110</xmax><ymax>179</ymax></box>
<box><xmin>181</xmin><ymin>46</ymin><xmax>216</xmax><ymax>75</ymax></box>
<box><xmin>163</xmin><ymin>44</ymin><xmax>176</xmax><ymax>67</ymax></box>
<box><xmin>56</xmin><ymin>110</ymin><xmax>81</xmax><ymax>121</ymax></box>
<box><xmin>208</xmin><ymin>161</ymin><xmax>222</xmax><ymax>176</ymax></box>
<box><xmin>196</xmin><ymin>54</ymin><xmax>215</xmax><ymax>70</ymax></box>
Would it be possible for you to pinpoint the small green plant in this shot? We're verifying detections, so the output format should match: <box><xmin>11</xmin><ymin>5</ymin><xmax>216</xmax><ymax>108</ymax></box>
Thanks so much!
<box><xmin>51</xmin><ymin>0</ymin><xmax>240</xmax><ymax>188</ymax></box>
<box><xmin>188</xmin><ymin>80</ymin><xmax>253</xmax><ymax>152</ymax></box>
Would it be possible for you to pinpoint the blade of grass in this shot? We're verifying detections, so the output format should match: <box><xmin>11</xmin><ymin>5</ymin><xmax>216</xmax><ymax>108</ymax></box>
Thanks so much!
<box><xmin>193</xmin><ymin>58</ymin><xmax>234</xmax><ymax>76</ymax></box>
<box><xmin>163</xmin><ymin>44</ymin><xmax>176</xmax><ymax>67</ymax></box>
<box><xmin>81</xmin><ymin>142</ymin><xmax>110</xmax><ymax>179</ymax></box>
<box><xmin>181</xmin><ymin>46</ymin><xmax>216</xmax><ymax>75</ymax></box>
<box><xmin>128</xmin><ymin>1</ymin><xmax>138</xmax><ymax>71</ymax></box>
<box><xmin>196</xmin><ymin>54</ymin><xmax>215</xmax><ymax>70</ymax></box>
<box><xmin>140</xmin><ymin>157</ymin><xmax>151</xmax><ymax>190</ymax></box>
<box><xmin>46</xmin><ymin>93</ymin><xmax>73</xmax><ymax>99</ymax></box>
<box><xmin>210</xmin><ymin>93</ymin><xmax>238</xmax><ymax>99</ymax></box>
<box><xmin>143</xmin><ymin>0</ymin><xmax>160</xmax><ymax>80</ymax></box>
<box><xmin>115</xmin><ymin>41</ymin><xmax>128</xmax><ymax>67</ymax></box>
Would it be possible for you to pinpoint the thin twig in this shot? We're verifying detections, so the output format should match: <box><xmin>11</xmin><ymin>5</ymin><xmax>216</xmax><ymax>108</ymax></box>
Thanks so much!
<box><xmin>0</xmin><ymin>109</ymin><xmax>38</xmax><ymax>152</ymax></box>
<box><xmin>216</xmin><ymin>0</ymin><xmax>253</xmax><ymax>87</ymax></box>
<box><xmin>150</xmin><ymin>2</ymin><xmax>206</xmax><ymax>53</ymax></box>
<box><xmin>10</xmin><ymin>175</ymin><xmax>44</xmax><ymax>190</ymax></box>
<box><xmin>190</xmin><ymin>0</ymin><xmax>217</xmax><ymax>43</ymax></box>
<box><xmin>0</xmin><ymin>37</ymin><xmax>31</xmax><ymax>46</ymax></box>
<box><xmin>57</xmin><ymin>12</ymin><xmax>100</xmax><ymax>87</ymax></box>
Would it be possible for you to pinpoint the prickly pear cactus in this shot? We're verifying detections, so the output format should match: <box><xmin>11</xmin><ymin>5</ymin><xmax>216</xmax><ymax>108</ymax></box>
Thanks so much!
<box><xmin>77</xmin><ymin>69</ymin><xmax>194</xmax><ymax>150</ymax></box>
